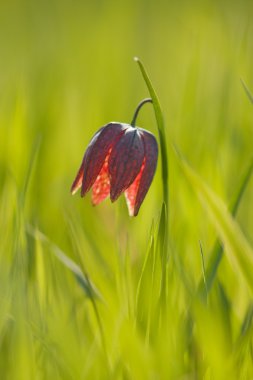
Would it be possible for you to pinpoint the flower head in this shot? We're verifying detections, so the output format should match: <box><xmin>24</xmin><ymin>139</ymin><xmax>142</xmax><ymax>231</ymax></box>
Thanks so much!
<box><xmin>71</xmin><ymin>101</ymin><xmax>158</xmax><ymax>216</ymax></box>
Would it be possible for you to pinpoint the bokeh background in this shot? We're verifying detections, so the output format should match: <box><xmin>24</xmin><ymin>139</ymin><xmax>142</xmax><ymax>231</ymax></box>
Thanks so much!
<box><xmin>0</xmin><ymin>0</ymin><xmax>253</xmax><ymax>379</ymax></box>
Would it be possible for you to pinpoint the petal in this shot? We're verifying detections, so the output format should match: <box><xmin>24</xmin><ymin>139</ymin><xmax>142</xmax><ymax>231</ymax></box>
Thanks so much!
<box><xmin>91</xmin><ymin>149</ymin><xmax>111</xmax><ymax>205</ymax></box>
<box><xmin>71</xmin><ymin>162</ymin><xmax>84</xmax><ymax>194</ymax></box>
<box><xmin>124</xmin><ymin>159</ymin><xmax>145</xmax><ymax>216</ymax></box>
<box><xmin>71</xmin><ymin>128</ymin><xmax>101</xmax><ymax>194</ymax></box>
<box><xmin>125</xmin><ymin>130</ymin><xmax>158</xmax><ymax>216</ymax></box>
<box><xmin>71</xmin><ymin>123</ymin><xmax>126</xmax><ymax>197</ymax></box>
<box><xmin>109</xmin><ymin>127</ymin><xmax>144</xmax><ymax>202</ymax></box>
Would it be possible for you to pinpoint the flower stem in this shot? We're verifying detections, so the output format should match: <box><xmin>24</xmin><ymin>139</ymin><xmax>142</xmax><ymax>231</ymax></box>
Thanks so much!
<box><xmin>135</xmin><ymin>57</ymin><xmax>169</xmax><ymax>320</ymax></box>
<box><xmin>134</xmin><ymin>57</ymin><xmax>169</xmax><ymax>216</ymax></box>
<box><xmin>131</xmin><ymin>98</ymin><xmax>153</xmax><ymax>127</ymax></box>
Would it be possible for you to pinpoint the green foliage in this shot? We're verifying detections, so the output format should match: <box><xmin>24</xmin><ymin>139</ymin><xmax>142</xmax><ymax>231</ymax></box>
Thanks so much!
<box><xmin>176</xmin><ymin>150</ymin><xmax>253</xmax><ymax>294</ymax></box>
<box><xmin>1</xmin><ymin>0</ymin><xmax>253</xmax><ymax>379</ymax></box>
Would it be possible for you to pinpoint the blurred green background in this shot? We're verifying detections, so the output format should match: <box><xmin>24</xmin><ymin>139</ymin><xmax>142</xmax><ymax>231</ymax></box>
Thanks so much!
<box><xmin>0</xmin><ymin>0</ymin><xmax>253</xmax><ymax>379</ymax></box>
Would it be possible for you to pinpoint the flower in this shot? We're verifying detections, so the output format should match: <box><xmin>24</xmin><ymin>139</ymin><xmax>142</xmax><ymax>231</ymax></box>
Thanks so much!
<box><xmin>71</xmin><ymin>120</ymin><xmax>158</xmax><ymax>216</ymax></box>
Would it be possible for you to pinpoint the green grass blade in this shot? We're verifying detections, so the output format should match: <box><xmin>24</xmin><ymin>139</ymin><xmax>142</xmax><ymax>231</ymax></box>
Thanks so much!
<box><xmin>241</xmin><ymin>79</ymin><xmax>253</xmax><ymax>104</ymax></box>
<box><xmin>199</xmin><ymin>241</ymin><xmax>207</xmax><ymax>297</ymax></box>
<box><xmin>157</xmin><ymin>202</ymin><xmax>167</xmax><ymax>309</ymax></box>
<box><xmin>239</xmin><ymin>303</ymin><xmax>253</xmax><ymax>341</ymax></box>
<box><xmin>176</xmin><ymin>151</ymin><xmax>253</xmax><ymax>295</ymax></box>
<box><xmin>235</xmin><ymin>303</ymin><xmax>253</xmax><ymax>368</ymax></box>
<box><xmin>134</xmin><ymin>57</ymin><xmax>169</xmax><ymax>212</ymax></box>
<box><xmin>199</xmin><ymin>157</ymin><xmax>253</xmax><ymax>296</ymax></box>
<box><xmin>135</xmin><ymin>58</ymin><xmax>169</xmax><ymax>313</ymax></box>
<box><xmin>157</xmin><ymin>202</ymin><xmax>167</xmax><ymax>263</ymax></box>
<box><xmin>19</xmin><ymin>135</ymin><xmax>42</xmax><ymax>209</ymax></box>
<box><xmin>216</xmin><ymin>282</ymin><xmax>232</xmax><ymax>345</ymax></box>
<box><xmin>136</xmin><ymin>223</ymin><xmax>155</xmax><ymax>333</ymax></box>
<box><xmin>27</xmin><ymin>225</ymin><xmax>110</xmax><ymax>370</ymax></box>
<box><xmin>26</xmin><ymin>224</ymin><xmax>102</xmax><ymax>300</ymax></box>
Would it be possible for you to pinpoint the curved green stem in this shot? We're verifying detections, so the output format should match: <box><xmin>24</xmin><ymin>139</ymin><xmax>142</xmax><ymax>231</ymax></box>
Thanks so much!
<box><xmin>135</xmin><ymin>57</ymin><xmax>169</xmax><ymax>316</ymax></box>
<box><xmin>134</xmin><ymin>57</ymin><xmax>169</xmax><ymax>216</ymax></box>
<box><xmin>131</xmin><ymin>98</ymin><xmax>152</xmax><ymax>127</ymax></box>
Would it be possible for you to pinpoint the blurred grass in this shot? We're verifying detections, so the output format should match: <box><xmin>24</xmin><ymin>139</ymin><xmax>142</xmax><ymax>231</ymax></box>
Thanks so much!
<box><xmin>1</xmin><ymin>0</ymin><xmax>253</xmax><ymax>379</ymax></box>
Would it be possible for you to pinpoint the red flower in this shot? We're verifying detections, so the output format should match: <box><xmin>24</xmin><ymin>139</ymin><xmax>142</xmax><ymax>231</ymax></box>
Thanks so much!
<box><xmin>71</xmin><ymin>122</ymin><xmax>158</xmax><ymax>216</ymax></box>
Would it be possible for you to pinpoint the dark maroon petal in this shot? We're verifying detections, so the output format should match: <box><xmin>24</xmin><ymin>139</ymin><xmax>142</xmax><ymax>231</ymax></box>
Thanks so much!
<box><xmin>109</xmin><ymin>127</ymin><xmax>144</xmax><ymax>201</ymax></box>
<box><xmin>79</xmin><ymin>123</ymin><xmax>126</xmax><ymax>197</ymax></box>
<box><xmin>131</xmin><ymin>129</ymin><xmax>158</xmax><ymax>216</ymax></box>
<box><xmin>124</xmin><ymin>159</ymin><xmax>145</xmax><ymax>216</ymax></box>
<box><xmin>71</xmin><ymin>161</ymin><xmax>85</xmax><ymax>194</ymax></box>
<box><xmin>91</xmin><ymin>150</ymin><xmax>111</xmax><ymax>205</ymax></box>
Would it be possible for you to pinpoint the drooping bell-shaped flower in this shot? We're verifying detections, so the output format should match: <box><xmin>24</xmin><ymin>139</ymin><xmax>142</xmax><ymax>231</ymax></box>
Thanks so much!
<box><xmin>71</xmin><ymin>99</ymin><xmax>158</xmax><ymax>216</ymax></box>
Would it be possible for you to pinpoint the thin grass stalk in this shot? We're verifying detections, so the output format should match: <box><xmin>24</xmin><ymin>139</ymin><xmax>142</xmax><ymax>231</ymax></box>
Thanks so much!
<box><xmin>134</xmin><ymin>57</ymin><xmax>169</xmax><ymax>212</ymax></box>
<box><xmin>198</xmin><ymin>156</ymin><xmax>253</xmax><ymax>299</ymax></box>
<box><xmin>135</xmin><ymin>57</ymin><xmax>169</xmax><ymax>316</ymax></box>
